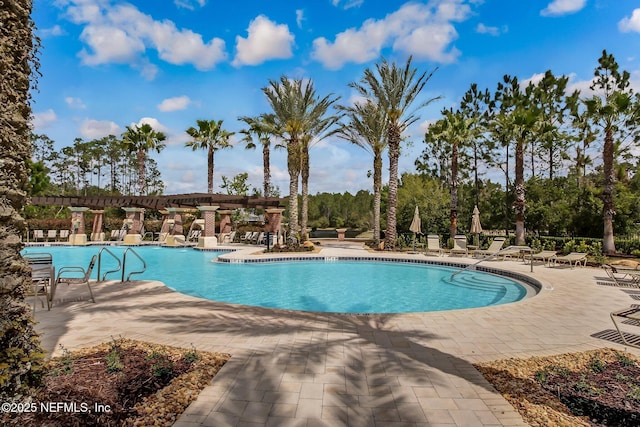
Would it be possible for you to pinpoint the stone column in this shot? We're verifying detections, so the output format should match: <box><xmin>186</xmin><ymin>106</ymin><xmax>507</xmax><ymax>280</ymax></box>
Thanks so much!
<box><xmin>265</xmin><ymin>208</ymin><xmax>285</xmax><ymax>246</ymax></box>
<box><xmin>164</xmin><ymin>208</ymin><xmax>187</xmax><ymax>246</ymax></box>
<box><xmin>218</xmin><ymin>210</ymin><xmax>234</xmax><ymax>234</ymax></box>
<box><xmin>122</xmin><ymin>207</ymin><xmax>144</xmax><ymax>245</ymax></box>
<box><xmin>68</xmin><ymin>207</ymin><xmax>89</xmax><ymax>245</ymax></box>
<box><xmin>90</xmin><ymin>209</ymin><xmax>105</xmax><ymax>241</ymax></box>
<box><xmin>336</xmin><ymin>228</ymin><xmax>347</xmax><ymax>241</ymax></box>
<box><xmin>196</xmin><ymin>206</ymin><xmax>219</xmax><ymax>248</ymax></box>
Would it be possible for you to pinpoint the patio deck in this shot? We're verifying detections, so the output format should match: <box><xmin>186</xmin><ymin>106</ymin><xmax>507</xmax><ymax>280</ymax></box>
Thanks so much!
<box><xmin>32</xmin><ymin>243</ymin><xmax>640</xmax><ymax>426</ymax></box>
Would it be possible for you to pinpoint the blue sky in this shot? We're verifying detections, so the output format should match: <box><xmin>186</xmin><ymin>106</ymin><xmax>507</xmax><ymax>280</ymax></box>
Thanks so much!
<box><xmin>31</xmin><ymin>0</ymin><xmax>640</xmax><ymax>195</ymax></box>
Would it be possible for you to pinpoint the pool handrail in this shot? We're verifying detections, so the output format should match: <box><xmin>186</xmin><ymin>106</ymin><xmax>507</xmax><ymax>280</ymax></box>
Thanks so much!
<box><xmin>97</xmin><ymin>247</ymin><xmax>122</xmax><ymax>281</ymax></box>
<box><xmin>450</xmin><ymin>245</ymin><xmax>533</xmax><ymax>281</ymax></box>
<box><xmin>122</xmin><ymin>247</ymin><xmax>146</xmax><ymax>282</ymax></box>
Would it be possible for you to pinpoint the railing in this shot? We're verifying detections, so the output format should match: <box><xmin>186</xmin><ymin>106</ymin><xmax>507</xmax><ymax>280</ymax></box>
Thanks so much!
<box><xmin>97</xmin><ymin>247</ymin><xmax>122</xmax><ymax>281</ymax></box>
<box><xmin>450</xmin><ymin>245</ymin><xmax>534</xmax><ymax>281</ymax></box>
<box><xmin>122</xmin><ymin>247</ymin><xmax>146</xmax><ymax>282</ymax></box>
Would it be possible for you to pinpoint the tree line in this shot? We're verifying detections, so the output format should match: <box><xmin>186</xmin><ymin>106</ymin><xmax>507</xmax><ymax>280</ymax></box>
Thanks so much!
<box><xmin>28</xmin><ymin>52</ymin><xmax>640</xmax><ymax>255</ymax></box>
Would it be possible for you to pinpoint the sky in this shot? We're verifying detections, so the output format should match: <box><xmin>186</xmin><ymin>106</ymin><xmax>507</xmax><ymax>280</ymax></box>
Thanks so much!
<box><xmin>31</xmin><ymin>0</ymin><xmax>640</xmax><ymax>196</ymax></box>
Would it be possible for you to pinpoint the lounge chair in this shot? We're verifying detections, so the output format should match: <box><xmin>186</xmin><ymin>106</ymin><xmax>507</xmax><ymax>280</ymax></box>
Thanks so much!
<box><xmin>24</xmin><ymin>252</ymin><xmax>54</xmax><ymax>311</ymax></box>
<box><xmin>610</xmin><ymin>305</ymin><xmax>640</xmax><ymax>348</ymax></box>
<box><xmin>46</xmin><ymin>230</ymin><xmax>57</xmax><ymax>242</ymax></box>
<box><xmin>53</xmin><ymin>254</ymin><xmax>97</xmax><ymax>304</ymax></box>
<box><xmin>59</xmin><ymin>229</ymin><xmax>70</xmax><ymax>242</ymax></box>
<box><xmin>253</xmin><ymin>232</ymin><xmax>265</xmax><ymax>244</ymax></box>
<box><xmin>450</xmin><ymin>235</ymin><xmax>468</xmax><ymax>257</ymax></box>
<box><xmin>602</xmin><ymin>263</ymin><xmax>640</xmax><ymax>287</ymax></box>
<box><xmin>239</xmin><ymin>231</ymin><xmax>253</xmax><ymax>243</ymax></box>
<box><xmin>525</xmin><ymin>250</ymin><xmax>558</xmax><ymax>266</ymax></box>
<box><xmin>425</xmin><ymin>234</ymin><xmax>444</xmax><ymax>257</ymax></box>
<box><xmin>222</xmin><ymin>231</ymin><xmax>236</xmax><ymax>243</ymax></box>
<box><xmin>473</xmin><ymin>237</ymin><xmax>506</xmax><ymax>258</ymax></box>
<box><xmin>33</xmin><ymin>229</ymin><xmax>45</xmax><ymax>242</ymax></box>
<box><xmin>552</xmin><ymin>252</ymin><xmax>587</xmax><ymax>268</ymax></box>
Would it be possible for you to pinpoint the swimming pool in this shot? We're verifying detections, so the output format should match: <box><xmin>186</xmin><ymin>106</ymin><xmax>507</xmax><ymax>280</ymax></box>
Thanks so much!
<box><xmin>22</xmin><ymin>246</ymin><xmax>532</xmax><ymax>313</ymax></box>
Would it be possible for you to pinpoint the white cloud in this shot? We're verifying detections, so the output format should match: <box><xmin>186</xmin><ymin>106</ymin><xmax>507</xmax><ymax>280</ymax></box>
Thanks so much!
<box><xmin>332</xmin><ymin>0</ymin><xmax>364</xmax><ymax>10</ymax></box>
<box><xmin>31</xmin><ymin>109</ymin><xmax>58</xmax><ymax>129</ymax></box>
<box><xmin>476</xmin><ymin>23</ymin><xmax>503</xmax><ymax>36</ymax></box>
<box><xmin>174</xmin><ymin>0</ymin><xmax>206</xmax><ymax>10</ymax></box>
<box><xmin>58</xmin><ymin>1</ymin><xmax>227</xmax><ymax>76</ymax></box>
<box><xmin>40</xmin><ymin>25</ymin><xmax>65</xmax><ymax>37</ymax></box>
<box><xmin>619</xmin><ymin>9</ymin><xmax>640</xmax><ymax>33</ymax></box>
<box><xmin>540</xmin><ymin>0</ymin><xmax>586</xmax><ymax>17</ymax></box>
<box><xmin>521</xmin><ymin>72</ymin><xmax>546</xmax><ymax>88</ymax></box>
<box><xmin>78</xmin><ymin>24</ymin><xmax>145</xmax><ymax>65</ymax></box>
<box><xmin>232</xmin><ymin>15</ymin><xmax>295</xmax><ymax>66</ymax></box>
<box><xmin>157</xmin><ymin>96</ymin><xmax>192</xmax><ymax>112</ymax></box>
<box><xmin>133</xmin><ymin>117</ymin><xmax>171</xmax><ymax>134</ymax></box>
<box><xmin>296</xmin><ymin>9</ymin><xmax>305</xmax><ymax>29</ymax></box>
<box><xmin>65</xmin><ymin>97</ymin><xmax>87</xmax><ymax>109</ymax></box>
<box><xmin>79</xmin><ymin>119</ymin><xmax>120</xmax><ymax>139</ymax></box>
<box><xmin>311</xmin><ymin>1</ymin><xmax>471</xmax><ymax>69</ymax></box>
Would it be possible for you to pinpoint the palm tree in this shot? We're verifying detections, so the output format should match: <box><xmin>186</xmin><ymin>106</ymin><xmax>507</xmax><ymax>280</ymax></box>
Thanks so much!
<box><xmin>262</xmin><ymin>77</ymin><xmax>339</xmax><ymax>240</ymax></box>
<box><xmin>350</xmin><ymin>57</ymin><xmax>440</xmax><ymax>249</ymax></box>
<box><xmin>491</xmin><ymin>75</ymin><xmax>540</xmax><ymax>245</ymax></box>
<box><xmin>337</xmin><ymin>100</ymin><xmax>387</xmax><ymax>245</ymax></box>
<box><xmin>425</xmin><ymin>109</ymin><xmax>474</xmax><ymax>240</ymax></box>
<box><xmin>185</xmin><ymin>119</ymin><xmax>234</xmax><ymax>194</ymax></box>
<box><xmin>584</xmin><ymin>50</ymin><xmax>640</xmax><ymax>254</ymax></box>
<box><xmin>1</xmin><ymin>0</ymin><xmax>45</xmax><ymax>400</ymax></box>
<box><xmin>239</xmin><ymin>115</ymin><xmax>276</xmax><ymax>197</ymax></box>
<box><xmin>122</xmin><ymin>123</ymin><xmax>167</xmax><ymax>195</ymax></box>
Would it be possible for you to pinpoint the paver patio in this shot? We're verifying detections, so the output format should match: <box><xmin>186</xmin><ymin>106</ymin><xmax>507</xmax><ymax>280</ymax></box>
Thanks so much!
<box><xmin>31</xmin><ymin>242</ymin><xmax>640</xmax><ymax>426</ymax></box>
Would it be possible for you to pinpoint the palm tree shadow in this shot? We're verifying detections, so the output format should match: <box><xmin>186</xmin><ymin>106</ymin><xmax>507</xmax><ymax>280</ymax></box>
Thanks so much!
<box><xmin>40</xmin><ymin>280</ymin><xmax>500</xmax><ymax>424</ymax></box>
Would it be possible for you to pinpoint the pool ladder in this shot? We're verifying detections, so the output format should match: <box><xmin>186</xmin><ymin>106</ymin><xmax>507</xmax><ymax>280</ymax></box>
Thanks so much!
<box><xmin>96</xmin><ymin>247</ymin><xmax>147</xmax><ymax>282</ymax></box>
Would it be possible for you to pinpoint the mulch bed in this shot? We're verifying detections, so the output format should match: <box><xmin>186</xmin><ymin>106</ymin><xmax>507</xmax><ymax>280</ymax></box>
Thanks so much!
<box><xmin>475</xmin><ymin>348</ymin><xmax>640</xmax><ymax>426</ymax></box>
<box><xmin>3</xmin><ymin>339</ymin><xmax>230</xmax><ymax>427</ymax></box>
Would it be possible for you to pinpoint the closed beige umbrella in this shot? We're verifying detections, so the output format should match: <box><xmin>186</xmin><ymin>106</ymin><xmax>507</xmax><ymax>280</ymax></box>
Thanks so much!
<box><xmin>471</xmin><ymin>205</ymin><xmax>482</xmax><ymax>246</ymax></box>
<box><xmin>409</xmin><ymin>206</ymin><xmax>422</xmax><ymax>251</ymax></box>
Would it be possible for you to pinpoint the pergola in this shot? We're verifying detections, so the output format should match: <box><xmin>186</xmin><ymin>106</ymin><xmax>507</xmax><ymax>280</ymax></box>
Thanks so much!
<box><xmin>29</xmin><ymin>193</ymin><xmax>286</xmax><ymax>210</ymax></box>
<box><xmin>28</xmin><ymin>193</ymin><xmax>287</xmax><ymax>247</ymax></box>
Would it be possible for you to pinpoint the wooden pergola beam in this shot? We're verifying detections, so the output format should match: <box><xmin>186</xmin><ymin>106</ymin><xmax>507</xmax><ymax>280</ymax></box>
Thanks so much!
<box><xmin>29</xmin><ymin>193</ymin><xmax>286</xmax><ymax>210</ymax></box>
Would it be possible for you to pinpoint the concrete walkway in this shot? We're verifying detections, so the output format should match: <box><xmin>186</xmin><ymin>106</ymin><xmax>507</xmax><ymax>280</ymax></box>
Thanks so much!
<box><xmin>32</xmin><ymin>243</ymin><xmax>640</xmax><ymax>426</ymax></box>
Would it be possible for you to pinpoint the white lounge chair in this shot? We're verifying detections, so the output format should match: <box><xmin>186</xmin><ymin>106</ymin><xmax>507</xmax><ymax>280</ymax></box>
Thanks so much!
<box><xmin>46</xmin><ymin>230</ymin><xmax>57</xmax><ymax>242</ymax></box>
<box><xmin>33</xmin><ymin>229</ymin><xmax>45</xmax><ymax>242</ymax></box>
<box><xmin>473</xmin><ymin>237</ymin><xmax>506</xmax><ymax>258</ymax></box>
<box><xmin>602</xmin><ymin>263</ymin><xmax>640</xmax><ymax>287</ymax></box>
<box><xmin>53</xmin><ymin>255</ymin><xmax>97</xmax><ymax>303</ymax></box>
<box><xmin>223</xmin><ymin>231</ymin><xmax>236</xmax><ymax>243</ymax></box>
<box><xmin>24</xmin><ymin>252</ymin><xmax>54</xmax><ymax>312</ymax></box>
<box><xmin>450</xmin><ymin>235</ymin><xmax>468</xmax><ymax>257</ymax></box>
<box><xmin>611</xmin><ymin>305</ymin><xmax>640</xmax><ymax>348</ymax></box>
<box><xmin>552</xmin><ymin>252</ymin><xmax>587</xmax><ymax>268</ymax></box>
<box><xmin>240</xmin><ymin>231</ymin><xmax>253</xmax><ymax>243</ymax></box>
<box><xmin>525</xmin><ymin>250</ymin><xmax>558</xmax><ymax>266</ymax></box>
<box><xmin>425</xmin><ymin>234</ymin><xmax>444</xmax><ymax>257</ymax></box>
<box><xmin>59</xmin><ymin>229</ymin><xmax>70</xmax><ymax>241</ymax></box>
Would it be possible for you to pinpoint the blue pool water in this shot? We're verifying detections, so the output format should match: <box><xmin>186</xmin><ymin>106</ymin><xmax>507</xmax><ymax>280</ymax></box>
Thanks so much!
<box><xmin>22</xmin><ymin>246</ymin><xmax>529</xmax><ymax>313</ymax></box>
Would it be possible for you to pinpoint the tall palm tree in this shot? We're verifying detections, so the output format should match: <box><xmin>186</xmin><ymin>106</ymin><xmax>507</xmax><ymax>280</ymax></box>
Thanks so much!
<box><xmin>350</xmin><ymin>57</ymin><xmax>440</xmax><ymax>249</ymax></box>
<box><xmin>1</xmin><ymin>0</ymin><xmax>45</xmax><ymax>400</ymax></box>
<box><xmin>262</xmin><ymin>77</ymin><xmax>339</xmax><ymax>240</ymax></box>
<box><xmin>185</xmin><ymin>119</ymin><xmax>234</xmax><ymax>194</ymax></box>
<box><xmin>239</xmin><ymin>115</ymin><xmax>276</xmax><ymax>197</ymax></box>
<box><xmin>584</xmin><ymin>50</ymin><xmax>640</xmax><ymax>254</ymax></box>
<box><xmin>122</xmin><ymin>123</ymin><xmax>166</xmax><ymax>195</ymax></box>
<box><xmin>494</xmin><ymin>75</ymin><xmax>539</xmax><ymax>245</ymax></box>
<box><xmin>425</xmin><ymin>109</ymin><xmax>474</xmax><ymax>240</ymax></box>
<box><xmin>337</xmin><ymin>100</ymin><xmax>387</xmax><ymax>245</ymax></box>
